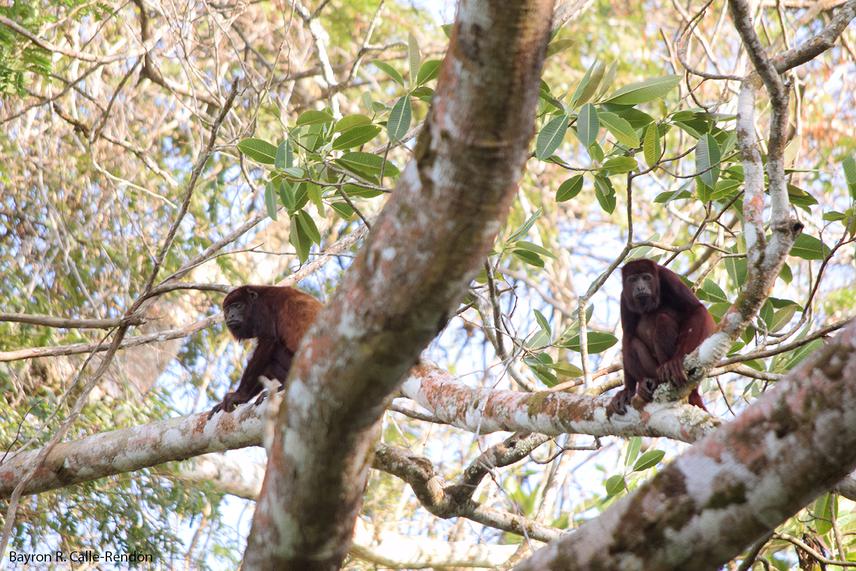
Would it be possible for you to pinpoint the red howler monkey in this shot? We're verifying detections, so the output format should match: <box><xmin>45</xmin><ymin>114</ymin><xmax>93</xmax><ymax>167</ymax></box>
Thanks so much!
<box><xmin>208</xmin><ymin>285</ymin><xmax>322</xmax><ymax>418</ymax></box>
<box><xmin>607</xmin><ymin>259</ymin><xmax>715</xmax><ymax>415</ymax></box>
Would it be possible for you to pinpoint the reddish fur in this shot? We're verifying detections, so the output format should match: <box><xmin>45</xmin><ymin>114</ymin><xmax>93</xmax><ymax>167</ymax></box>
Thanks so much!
<box><xmin>607</xmin><ymin>259</ymin><xmax>715</xmax><ymax>415</ymax></box>
<box><xmin>209</xmin><ymin>285</ymin><xmax>322</xmax><ymax>417</ymax></box>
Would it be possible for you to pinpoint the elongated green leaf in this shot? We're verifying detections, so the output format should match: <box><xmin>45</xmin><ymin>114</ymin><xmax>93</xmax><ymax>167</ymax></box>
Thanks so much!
<box><xmin>561</xmin><ymin>331</ymin><xmax>618</xmax><ymax>353</ymax></box>
<box><xmin>594</xmin><ymin>61</ymin><xmax>617</xmax><ymax>101</ymax></box>
<box><xmin>577</xmin><ymin>104</ymin><xmax>599</xmax><ymax>147</ymax></box>
<box><xmin>598</xmin><ymin>112</ymin><xmax>639</xmax><ymax>147</ymax></box>
<box><xmin>289</xmin><ymin>217</ymin><xmax>310</xmax><ymax>263</ymax></box>
<box><xmin>633</xmin><ymin>450</ymin><xmax>665</xmax><ymax>471</ymax></box>
<box><xmin>296</xmin><ymin>109</ymin><xmax>334</xmax><ymax>126</ymax></box>
<box><xmin>643</xmin><ymin>124</ymin><xmax>661</xmax><ymax>167</ymax></box>
<box><xmin>535</xmin><ymin>114</ymin><xmax>568</xmax><ymax>159</ymax></box>
<box><xmin>264</xmin><ymin>182</ymin><xmax>278</xmax><ymax>219</ymax></box>
<box><xmin>514</xmin><ymin>240</ymin><xmax>556</xmax><ymax>258</ymax></box>
<box><xmin>603</xmin><ymin>156</ymin><xmax>637</xmax><ymax>174</ymax></box>
<box><xmin>330</xmin><ymin>201</ymin><xmax>354</xmax><ymax>219</ymax></box>
<box><xmin>334</xmin><ymin>114</ymin><xmax>372</xmax><ymax>132</ymax></box>
<box><xmin>789</xmin><ymin>234</ymin><xmax>831</xmax><ymax>260</ymax></box>
<box><xmin>696</xmin><ymin>134</ymin><xmax>721</xmax><ymax>188</ymax></box>
<box><xmin>387</xmin><ymin>96</ymin><xmax>412</xmax><ymax>142</ymax></box>
<box><xmin>814</xmin><ymin>493</ymin><xmax>837</xmax><ymax>535</ymax></box>
<box><xmin>296</xmin><ymin>210</ymin><xmax>321</xmax><ymax>244</ymax></box>
<box><xmin>332</xmin><ymin>125</ymin><xmax>381</xmax><ymax>150</ymax></box>
<box><xmin>594</xmin><ymin>175</ymin><xmax>616</xmax><ymax>213</ymax></box>
<box><xmin>843</xmin><ymin>156</ymin><xmax>856</xmax><ymax>200</ymax></box>
<box><xmin>604</xmin><ymin>75</ymin><xmax>680</xmax><ymax>105</ymax></box>
<box><xmin>570</xmin><ymin>60</ymin><xmax>604</xmax><ymax>108</ymax></box>
<box><xmin>336</xmin><ymin>152</ymin><xmax>400</xmax><ymax>179</ymax></box>
<box><xmin>275</xmin><ymin>139</ymin><xmax>293</xmax><ymax>170</ymax></box>
<box><xmin>237</xmin><ymin>138</ymin><xmax>277</xmax><ymax>164</ymax></box>
<box><xmin>408</xmin><ymin>32</ymin><xmax>421</xmax><ymax>85</ymax></box>
<box><xmin>513</xmin><ymin>249</ymin><xmax>545</xmax><ymax>267</ymax></box>
<box><xmin>546</xmin><ymin>38</ymin><xmax>575</xmax><ymax>58</ymax></box>
<box><xmin>373</xmin><ymin>61</ymin><xmax>404</xmax><ymax>86</ymax></box>
<box><xmin>416</xmin><ymin>59</ymin><xmax>442</xmax><ymax>85</ymax></box>
<box><xmin>556</xmin><ymin>175</ymin><xmax>584</xmax><ymax>202</ymax></box>
<box><xmin>624</xmin><ymin>437</ymin><xmax>642</xmax><ymax>468</ymax></box>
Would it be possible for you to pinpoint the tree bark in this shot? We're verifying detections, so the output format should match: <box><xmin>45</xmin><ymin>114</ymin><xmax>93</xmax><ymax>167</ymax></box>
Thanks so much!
<box><xmin>242</xmin><ymin>1</ymin><xmax>556</xmax><ymax>568</ymax></box>
<box><xmin>515</xmin><ymin>320</ymin><xmax>856</xmax><ymax>571</ymax></box>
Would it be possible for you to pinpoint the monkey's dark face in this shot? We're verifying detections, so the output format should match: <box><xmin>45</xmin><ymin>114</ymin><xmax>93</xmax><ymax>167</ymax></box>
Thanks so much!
<box><xmin>624</xmin><ymin>271</ymin><xmax>660</xmax><ymax>313</ymax></box>
<box><xmin>223</xmin><ymin>288</ymin><xmax>258</xmax><ymax>339</ymax></box>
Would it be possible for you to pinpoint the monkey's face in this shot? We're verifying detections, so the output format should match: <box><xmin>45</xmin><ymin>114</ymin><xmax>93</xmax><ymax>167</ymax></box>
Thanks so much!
<box><xmin>625</xmin><ymin>272</ymin><xmax>659</xmax><ymax>313</ymax></box>
<box><xmin>223</xmin><ymin>289</ymin><xmax>259</xmax><ymax>339</ymax></box>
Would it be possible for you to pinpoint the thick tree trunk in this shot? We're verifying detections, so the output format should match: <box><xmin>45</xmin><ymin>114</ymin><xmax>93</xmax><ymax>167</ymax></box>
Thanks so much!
<box><xmin>242</xmin><ymin>1</ymin><xmax>556</xmax><ymax>568</ymax></box>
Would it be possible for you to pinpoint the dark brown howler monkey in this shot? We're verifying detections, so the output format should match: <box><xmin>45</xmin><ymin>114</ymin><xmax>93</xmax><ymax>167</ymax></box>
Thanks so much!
<box><xmin>607</xmin><ymin>259</ymin><xmax>715</xmax><ymax>416</ymax></box>
<box><xmin>208</xmin><ymin>285</ymin><xmax>322</xmax><ymax>418</ymax></box>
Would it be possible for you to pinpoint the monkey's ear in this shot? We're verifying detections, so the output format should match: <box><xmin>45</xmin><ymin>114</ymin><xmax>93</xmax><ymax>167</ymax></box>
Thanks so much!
<box><xmin>248</xmin><ymin>289</ymin><xmax>259</xmax><ymax>299</ymax></box>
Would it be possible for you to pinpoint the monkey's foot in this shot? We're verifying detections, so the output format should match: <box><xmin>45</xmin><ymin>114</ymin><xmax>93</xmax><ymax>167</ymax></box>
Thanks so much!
<box><xmin>207</xmin><ymin>391</ymin><xmax>253</xmax><ymax>419</ymax></box>
<box><xmin>607</xmin><ymin>389</ymin><xmax>633</xmax><ymax>416</ymax></box>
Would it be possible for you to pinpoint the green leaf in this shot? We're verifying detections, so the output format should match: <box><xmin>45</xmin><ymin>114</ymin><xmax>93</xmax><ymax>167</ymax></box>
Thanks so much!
<box><xmin>536</xmin><ymin>114</ymin><xmax>568</xmax><ymax>159</ymax></box>
<box><xmin>605</xmin><ymin>475</ymin><xmax>626</xmax><ymax>496</ymax></box>
<box><xmin>598</xmin><ymin>112</ymin><xmax>639</xmax><ymax>147</ymax></box>
<box><xmin>556</xmin><ymin>175</ymin><xmax>584</xmax><ymax>202</ymax></box>
<box><xmin>560</xmin><ymin>331</ymin><xmax>618</xmax><ymax>353</ymax></box>
<box><xmin>514</xmin><ymin>240</ymin><xmax>556</xmax><ymax>259</ymax></box>
<box><xmin>594</xmin><ymin>61</ymin><xmax>617</xmax><ymax>101</ymax></box>
<box><xmin>603</xmin><ymin>156</ymin><xmax>638</xmax><ymax>175</ymax></box>
<box><xmin>643</xmin><ymin>124</ymin><xmax>661</xmax><ymax>167</ymax></box>
<box><xmin>332</xmin><ymin>125</ymin><xmax>381</xmax><ymax>150</ymax></box>
<box><xmin>546</xmin><ymin>38</ymin><xmax>575</xmax><ymax>58</ymax></box>
<box><xmin>264</xmin><ymin>182</ymin><xmax>278</xmax><ymax>220</ymax></box>
<box><xmin>237</xmin><ymin>138</ymin><xmax>277</xmax><ymax>164</ymax></box>
<box><xmin>842</xmin><ymin>156</ymin><xmax>856</xmax><ymax>200</ymax></box>
<box><xmin>789</xmin><ymin>234</ymin><xmax>831</xmax><ymax>260</ymax></box>
<box><xmin>696</xmin><ymin>134</ymin><xmax>721</xmax><ymax>188</ymax></box>
<box><xmin>408</xmin><ymin>32</ymin><xmax>421</xmax><ymax>85</ymax></box>
<box><xmin>813</xmin><ymin>493</ymin><xmax>837</xmax><ymax>535</ymax></box>
<box><xmin>512</xmin><ymin>249</ymin><xmax>545</xmax><ymax>267</ymax></box>
<box><xmin>289</xmin><ymin>217</ymin><xmax>311</xmax><ymax>263</ymax></box>
<box><xmin>570</xmin><ymin>60</ymin><xmax>604</xmax><ymax>108</ymax></box>
<box><xmin>534</xmin><ymin>309</ymin><xmax>552</xmax><ymax>336</ymax></box>
<box><xmin>336</xmin><ymin>152</ymin><xmax>399</xmax><ymax>180</ymax></box>
<box><xmin>334</xmin><ymin>114</ymin><xmax>372</xmax><ymax>132</ymax></box>
<box><xmin>330</xmin><ymin>201</ymin><xmax>354</xmax><ymax>219</ymax></box>
<box><xmin>416</xmin><ymin>59</ymin><xmax>442</xmax><ymax>85</ymax></box>
<box><xmin>624</xmin><ymin>437</ymin><xmax>642</xmax><ymax>468</ymax></box>
<box><xmin>508</xmin><ymin>208</ymin><xmax>542</xmax><ymax>242</ymax></box>
<box><xmin>387</xmin><ymin>95</ymin><xmax>412</xmax><ymax>143</ymax></box>
<box><xmin>576</xmin><ymin>104</ymin><xmax>599</xmax><ymax>147</ymax></box>
<box><xmin>296</xmin><ymin>210</ymin><xmax>321</xmax><ymax>244</ymax></box>
<box><xmin>633</xmin><ymin>450</ymin><xmax>665</xmax><ymax>471</ymax></box>
<box><xmin>604</xmin><ymin>75</ymin><xmax>680</xmax><ymax>105</ymax></box>
<box><xmin>296</xmin><ymin>109</ymin><xmax>334</xmax><ymax>126</ymax></box>
<box><xmin>593</xmin><ymin>175</ymin><xmax>616</xmax><ymax>213</ymax></box>
<box><xmin>275</xmin><ymin>139</ymin><xmax>293</xmax><ymax>170</ymax></box>
<box><xmin>373</xmin><ymin>61</ymin><xmax>404</xmax><ymax>86</ymax></box>
<box><xmin>698</xmin><ymin>279</ymin><xmax>728</xmax><ymax>303</ymax></box>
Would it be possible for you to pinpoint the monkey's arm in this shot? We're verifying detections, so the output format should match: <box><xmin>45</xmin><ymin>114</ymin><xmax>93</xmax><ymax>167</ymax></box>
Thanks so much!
<box><xmin>209</xmin><ymin>339</ymin><xmax>275</xmax><ymax>417</ymax></box>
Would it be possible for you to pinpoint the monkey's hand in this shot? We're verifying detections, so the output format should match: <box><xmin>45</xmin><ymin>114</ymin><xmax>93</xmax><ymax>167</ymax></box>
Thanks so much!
<box><xmin>208</xmin><ymin>391</ymin><xmax>252</xmax><ymax>419</ymax></box>
<box><xmin>607</xmin><ymin>388</ymin><xmax>634</xmax><ymax>416</ymax></box>
<box><xmin>637</xmin><ymin>377</ymin><xmax>659</xmax><ymax>402</ymax></box>
<box><xmin>657</xmin><ymin>358</ymin><xmax>687</xmax><ymax>387</ymax></box>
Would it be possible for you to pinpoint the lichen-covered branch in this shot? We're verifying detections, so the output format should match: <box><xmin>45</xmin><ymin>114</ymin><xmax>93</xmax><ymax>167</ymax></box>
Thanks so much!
<box><xmin>515</xmin><ymin>320</ymin><xmax>856</xmax><ymax>570</ymax></box>
<box><xmin>243</xmin><ymin>2</ymin><xmax>557</xmax><ymax>568</ymax></box>
<box><xmin>402</xmin><ymin>364</ymin><xmax>719</xmax><ymax>443</ymax></box>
